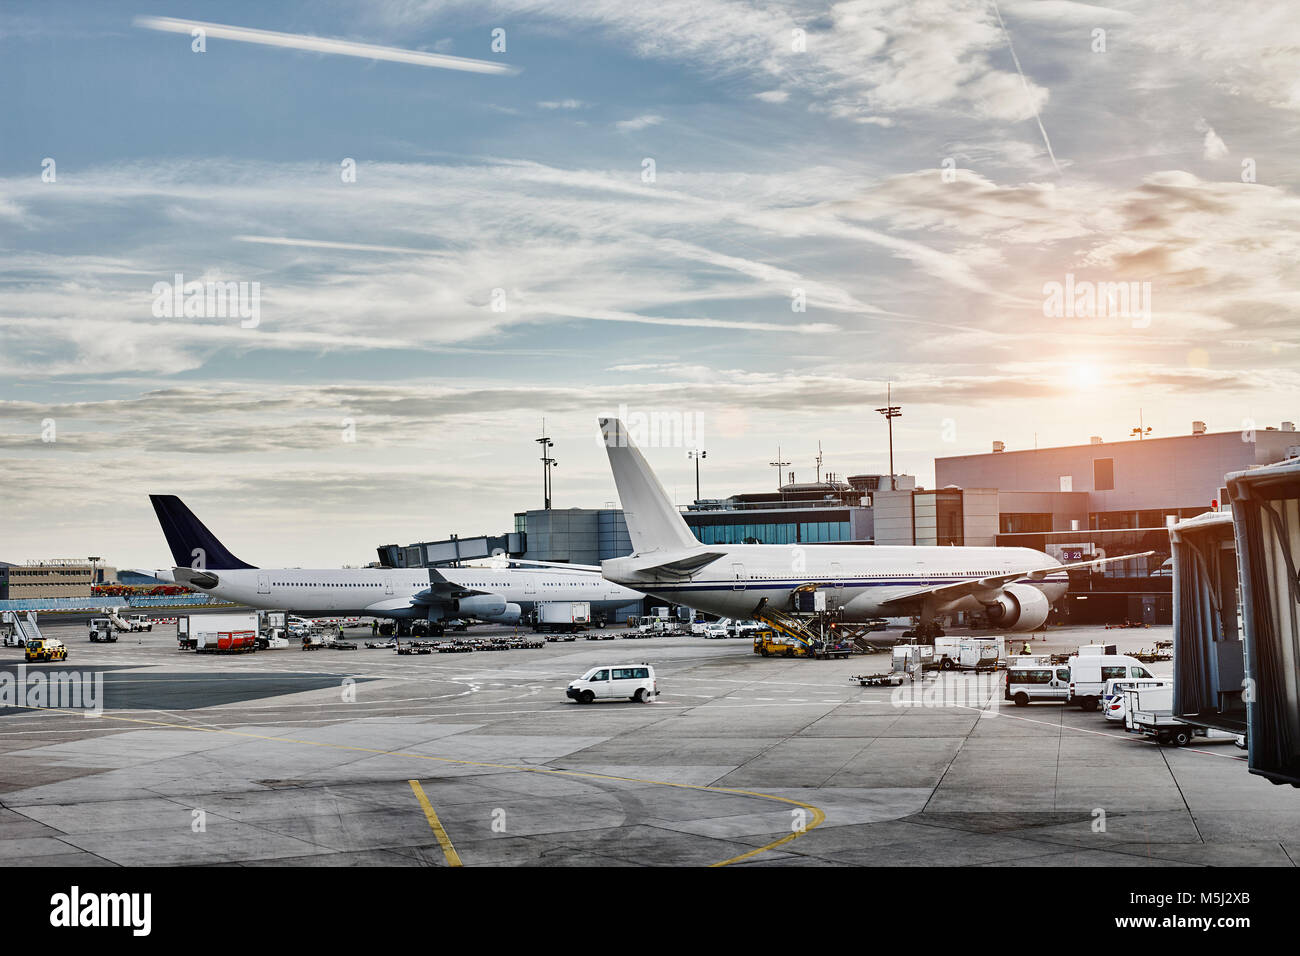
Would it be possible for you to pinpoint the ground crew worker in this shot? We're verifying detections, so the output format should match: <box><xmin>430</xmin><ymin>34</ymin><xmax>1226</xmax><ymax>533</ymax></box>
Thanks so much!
<box><xmin>1022</xmin><ymin>642</ymin><xmax>1032</xmax><ymax>655</ymax></box>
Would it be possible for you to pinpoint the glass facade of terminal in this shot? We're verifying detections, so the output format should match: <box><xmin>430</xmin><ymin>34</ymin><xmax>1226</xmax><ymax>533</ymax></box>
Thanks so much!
<box><xmin>694</xmin><ymin>520</ymin><xmax>851</xmax><ymax>545</ymax></box>
<box><xmin>997</xmin><ymin>527</ymin><xmax>1173</xmax><ymax>625</ymax></box>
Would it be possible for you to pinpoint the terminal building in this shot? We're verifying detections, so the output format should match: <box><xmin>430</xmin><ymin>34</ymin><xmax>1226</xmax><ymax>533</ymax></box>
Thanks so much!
<box><xmin>923</xmin><ymin>421</ymin><xmax>1300</xmax><ymax>624</ymax></box>
<box><xmin>0</xmin><ymin>559</ymin><xmax>113</xmax><ymax>601</ymax></box>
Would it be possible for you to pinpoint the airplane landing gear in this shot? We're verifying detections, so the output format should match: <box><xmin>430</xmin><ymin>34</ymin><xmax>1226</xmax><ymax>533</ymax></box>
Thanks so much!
<box><xmin>902</xmin><ymin>620</ymin><xmax>945</xmax><ymax>640</ymax></box>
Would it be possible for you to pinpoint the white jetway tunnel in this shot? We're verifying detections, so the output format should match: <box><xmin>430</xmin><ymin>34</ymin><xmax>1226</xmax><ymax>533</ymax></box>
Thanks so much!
<box><xmin>1171</xmin><ymin>510</ymin><xmax>1245</xmax><ymax>736</ymax></box>
<box><xmin>1227</xmin><ymin>458</ymin><xmax>1300</xmax><ymax>787</ymax></box>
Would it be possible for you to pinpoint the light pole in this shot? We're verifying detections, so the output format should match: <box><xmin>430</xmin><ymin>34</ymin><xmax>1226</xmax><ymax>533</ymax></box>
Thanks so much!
<box><xmin>875</xmin><ymin>382</ymin><xmax>901</xmax><ymax>490</ymax></box>
<box><xmin>87</xmin><ymin>556</ymin><xmax>101</xmax><ymax>593</ymax></box>
<box><xmin>535</xmin><ymin>427</ymin><xmax>557</xmax><ymax>509</ymax></box>
<box><xmin>1130</xmin><ymin>409</ymin><xmax>1152</xmax><ymax>440</ymax></box>
<box><xmin>769</xmin><ymin>447</ymin><xmax>790</xmax><ymax>493</ymax></box>
<box><xmin>687</xmin><ymin>449</ymin><xmax>707</xmax><ymax>502</ymax></box>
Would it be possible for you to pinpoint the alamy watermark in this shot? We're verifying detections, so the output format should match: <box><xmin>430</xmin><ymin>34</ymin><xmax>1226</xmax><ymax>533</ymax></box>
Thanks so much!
<box><xmin>602</xmin><ymin>404</ymin><xmax>704</xmax><ymax>448</ymax></box>
<box><xmin>1043</xmin><ymin>273</ymin><xmax>1151</xmax><ymax>328</ymax></box>
<box><xmin>890</xmin><ymin>672</ymin><xmax>1003</xmax><ymax>716</ymax></box>
<box><xmin>151</xmin><ymin>272</ymin><xmax>260</xmax><ymax>328</ymax></box>
<box><xmin>1</xmin><ymin>664</ymin><xmax>103</xmax><ymax>716</ymax></box>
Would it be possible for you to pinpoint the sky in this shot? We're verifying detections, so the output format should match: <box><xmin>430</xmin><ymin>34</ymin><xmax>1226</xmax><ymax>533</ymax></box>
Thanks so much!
<box><xmin>2</xmin><ymin>0</ymin><xmax>1298</xmax><ymax>568</ymax></box>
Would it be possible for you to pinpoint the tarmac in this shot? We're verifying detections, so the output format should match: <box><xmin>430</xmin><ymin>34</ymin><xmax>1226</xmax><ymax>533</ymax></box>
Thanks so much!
<box><xmin>0</xmin><ymin>620</ymin><xmax>1294</xmax><ymax>867</ymax></box>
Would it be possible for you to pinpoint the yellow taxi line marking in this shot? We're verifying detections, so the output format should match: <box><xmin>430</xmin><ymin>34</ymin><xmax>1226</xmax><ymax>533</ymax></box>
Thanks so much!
<box><xmin>408</xmin><ymin>779</ymin><xmax>463</xmax><ymax>867</ymax></box>
<box><xmin>26</xmin><ymin>707</ymin><xmax>825</xmax><ymax>866</ymax></box>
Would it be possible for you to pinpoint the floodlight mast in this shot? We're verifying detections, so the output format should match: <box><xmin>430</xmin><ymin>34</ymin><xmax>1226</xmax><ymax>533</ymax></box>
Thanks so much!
<box><xmin>875</xmin><ymin>382</ymin><xmax>902</xmax><ymax>491</ymax></box>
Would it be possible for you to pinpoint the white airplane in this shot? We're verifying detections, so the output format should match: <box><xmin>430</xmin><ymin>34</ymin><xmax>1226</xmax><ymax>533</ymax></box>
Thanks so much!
<box><xmin>148</xmin><ymin>495</ymin><xmax>644</xmax><ymax>630</ymax></box>
<box><xmin>595</xmin><ymin>418</ymin><xmax>1150</xmax><ymax>636</ymax></box>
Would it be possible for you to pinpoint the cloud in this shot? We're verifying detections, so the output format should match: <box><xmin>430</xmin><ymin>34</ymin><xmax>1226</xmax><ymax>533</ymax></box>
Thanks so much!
<box><xmin>615</xmin><ymin>113</ymin><xmax>664</xmax><ymax>131</ymax></box>
<box><xmin>538</xmin><ymin>99</ymin><xmax>590</xmax><ymax>109</ymax></box>
<box><xmin>754</xmin><ymin>90</ymin><xmax>788</xmax><ymax>103</ymax></box>
<box><xmin>375</xmin><ymin>0</ymin><xmax>1050</xmax><ymax>125</ymax></box>
<box><xmin>1195</xmin><ymin>118</ymin><xmax>1229</xmax><ymax>160</ymax></box>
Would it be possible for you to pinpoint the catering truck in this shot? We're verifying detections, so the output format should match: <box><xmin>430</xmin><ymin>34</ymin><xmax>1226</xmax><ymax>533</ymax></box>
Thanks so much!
<box><xmin>533</xmin><ymin>601</ymin><xmax>591</xmax><ymax>634</ymax></box>
<box><xmin>182</xmin><ymin>612</ymin><xmax>259</xmax><ymax>654</ymax></box>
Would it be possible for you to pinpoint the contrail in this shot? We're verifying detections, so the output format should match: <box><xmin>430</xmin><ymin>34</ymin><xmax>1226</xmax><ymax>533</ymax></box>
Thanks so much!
<box><xmin>235</xmin><ymin>235</ymin><xmax>445</xmax><ymax>256</ymax></box>
<box><xmin>988</xmin><ymin>0</ymin><xmax>1060</xmax><ymax>175</ymax></box>
<box><xmin>134</xmin><ymin>16</ymin><xmax>519</xmax><ymax>75</ymax></box>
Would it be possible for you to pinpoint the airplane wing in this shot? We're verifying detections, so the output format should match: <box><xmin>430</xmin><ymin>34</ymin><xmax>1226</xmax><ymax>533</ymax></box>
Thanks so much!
<box><xmin>411</xmin><ymin>568</ymin><xmax>490</xmax><ymax>604</ymax></box>
<box><xmin>878</xmin><ymin>551</ymin><xmax>1155</xmax><ymax>609</ymax></box>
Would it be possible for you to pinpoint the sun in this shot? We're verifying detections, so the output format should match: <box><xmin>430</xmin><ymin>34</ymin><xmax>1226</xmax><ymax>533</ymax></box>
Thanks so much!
<box><xmin>1069</xmin><ymin>363</ymin><xmax>1102</xmax><ymax>389</ymax></box>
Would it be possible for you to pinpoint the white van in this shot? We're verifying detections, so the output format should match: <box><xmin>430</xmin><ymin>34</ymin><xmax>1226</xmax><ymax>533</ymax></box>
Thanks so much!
<box><xmin>1067</xmin><ymin>654</ymin><xmax>1154</xmax><ymax>711</ymax></box>
<box><xmin>1101</xmin><ymin>677</ymin><xmax>1168</xmax><ymax>722</ymax></box>
<box><xmin>567</xmin><ymin>665</ymin><xmax>658</xmax><ymax>704</ymax></box>
<box><xmin>1004</xmin><ymin>663</ymin><xmax>1072</xmax><ymax>705</ymax></box>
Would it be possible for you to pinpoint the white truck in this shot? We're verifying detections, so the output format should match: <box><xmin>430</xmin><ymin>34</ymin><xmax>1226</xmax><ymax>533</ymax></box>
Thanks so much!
<box><xmin>1123</xmin><ymin>685</ymin><xmax>1204</xmax><ymax>746</ymax></box>
<box><xmin>957</xmin><ymin>638</ymin><xmax>1002</xmax><ymax>672</ymax></box>
<box><xmin>1066</xmin><ymin>647</ymin><xmax>1155</xmax><ymax>711</ymax></box>
<box><xmin>185</xmin><ymin>612</ymin><xmax>259</xmax><ymax>653</ymax></box>
<box><xmin>933</xmin><ymin>637</ymin><xmax>1001</xmax><ymax>671</ymax></box>
<box><xmin>88</xmin><ymin>617</ymin><xmax>118</xmax><ymax>643</ymax></box>
<box><xmin>534</xmin><ymin>601</ymin><xmax>591</xmax><ymax>634</ymax></box>
<box><xmin>106</xmin><ymin>608</ymin><xmax>153</xmax><ymax>633</ymax></box>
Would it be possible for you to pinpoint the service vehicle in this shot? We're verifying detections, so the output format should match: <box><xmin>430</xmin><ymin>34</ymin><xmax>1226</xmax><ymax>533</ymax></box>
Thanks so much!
<box><xmin>957</xmin><ymin>638</ymin><xmax>1002</xmax><ymax>672</ymax></box>
<box><xmin>25</xmin><ymin>638</ymin><xmax>68</xmax><ymax>662</ymax></box>
<box><xmin>1101</xmin><ymin>677</ymin><xmax>1169</xmax><ymax>722</ymax></box>
<box><xmin>753</xmin><ymin>630</ymin><xmax>811</xmax><ymax>658</ymax></box>
<box><xmin>566</xmin><ymin>665</ymin><xmax>658</xmax><ymax>704</ymax></box>
<box><xmin>87</xmin><ymin>617</ymin><xmax>118</xmax><ymax>643</ymax></box>
<box><xmin>1067</xmin><ymin>648</ymin><xmax>1154</xmax><ymax>710</ymax></box>
<box><xmin>1004</xmin><ymin>662</ymin><xmax>1072</xmax><ymax>706</ymax></box>
<box><xmin>534</xmin><ymin>601</ymin><xmax>591</xmax><ymax>634</ymax></box>
<box><xmin>1123</xmin><ymin>685</ymin><xmax>1206</xmax><ymax>745</ymax></box>
<box><xmin>188</xmin><ymin>612</ymin><xmax>259</xmax><ymax>654</ymax></box>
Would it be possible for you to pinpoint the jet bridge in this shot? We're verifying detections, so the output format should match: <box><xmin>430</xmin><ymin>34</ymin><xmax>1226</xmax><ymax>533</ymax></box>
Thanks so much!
<box><xmin>1171</xmin><ymin>510</ymin><xmax>1246</xmax><ymax>736</ymax></box>
<box><xmin>1227</xmin><ymin>458</ymin><xmax>1300</xmax><ymax>786</ymax></box>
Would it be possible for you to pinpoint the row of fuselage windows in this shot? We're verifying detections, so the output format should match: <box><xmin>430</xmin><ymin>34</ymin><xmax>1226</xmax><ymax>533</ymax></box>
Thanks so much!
<box><xmin>732</xmin><ymin>570</ymin><xmax>1010</xmax><ymax>580</ymax></box>
<box><xmin>268</xmin><ymin>578</ymin><xmax>590</xmax><ymax>588</ymax></box>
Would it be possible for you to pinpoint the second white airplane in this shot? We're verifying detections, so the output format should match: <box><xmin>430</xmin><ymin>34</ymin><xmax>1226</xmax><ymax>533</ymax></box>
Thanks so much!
<box><xmin>596</xmin><ymin>418</ymin><xmax>1150</xmax><ymax>635</ymax></box>
<box><xmin>149</xmin><ymin>495</ymin><xmax>644</xmax><ymax>631</ymax></box>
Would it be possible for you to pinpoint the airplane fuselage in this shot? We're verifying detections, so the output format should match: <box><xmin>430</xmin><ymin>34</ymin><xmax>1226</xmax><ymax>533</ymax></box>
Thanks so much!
<box><xmin>603</xmin><ymin>544</ymin><xmax>1068</xmax><ymax>622</ymax></box>
<box><xmin>185</xmin><ymin>566</ymin><xmax>644</xmax><ymax>621</ymax></box>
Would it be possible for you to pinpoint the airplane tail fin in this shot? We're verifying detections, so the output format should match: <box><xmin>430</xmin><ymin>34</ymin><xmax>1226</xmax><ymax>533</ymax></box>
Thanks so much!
<box><xmin>599</xmin><ymin>418</ymin><xmax>702</xmax><ymax>555</ymax></box>
<box><xmin>149</xmin><ymin>495</ymin><xmax>257</xmax><ymax>570</ymax></box>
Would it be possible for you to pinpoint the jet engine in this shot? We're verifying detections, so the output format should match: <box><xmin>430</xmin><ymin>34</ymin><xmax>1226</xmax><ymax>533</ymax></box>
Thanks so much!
<box><xmin>453</xmin><ymin>594</ymin><xmax>507</xmax><ymax>618</ymax></box>
<box><xmin>983</xmin><ymin>583</ymin><xmax>1050</xmax><ymax>632</ymax></box>
<box><xmin>483</xmin><ymin>603</ymin><xmax>522</xmax><ymax>625</ymax></box>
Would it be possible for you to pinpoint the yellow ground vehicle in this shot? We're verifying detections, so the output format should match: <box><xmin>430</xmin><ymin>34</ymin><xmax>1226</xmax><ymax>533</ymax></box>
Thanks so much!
<box><xmin>25</xmin><ymin>638</ymin><xmax>67</xmax><ymax>662</ymax></box>
<box><xmin>752</xmin><ymin>630</ymin><xmax>812</xmax><ymax>658</ymax></box>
